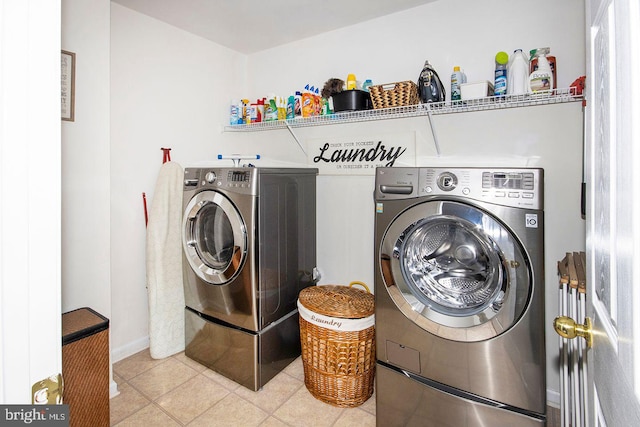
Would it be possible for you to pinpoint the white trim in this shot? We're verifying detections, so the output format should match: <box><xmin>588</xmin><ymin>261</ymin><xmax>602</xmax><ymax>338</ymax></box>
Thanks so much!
<box><xmin>111</xmin><ymin>336</ymin><xmax>150</xmax><ymax>364</ymax></box>
<box><xmin>546</xmin><ymin>388</ymin><xmax>561</xmax><ymax>408</ymax></box>
<box><xmin>109</xmin><ymin>381</ymin><xmax>120</xmax><ymax>399</ymax></box>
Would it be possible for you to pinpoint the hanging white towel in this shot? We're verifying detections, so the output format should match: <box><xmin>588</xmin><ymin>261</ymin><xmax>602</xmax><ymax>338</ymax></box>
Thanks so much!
<box><xmin>146</xmin><ymin>161</ymin><xmax>185</xmax><ymax>359</ymax></box>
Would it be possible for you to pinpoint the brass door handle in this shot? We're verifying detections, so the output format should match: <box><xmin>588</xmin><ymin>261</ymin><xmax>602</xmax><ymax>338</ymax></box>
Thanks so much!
<box><xmin>554</xmin><ymin>316</ymin><xmax>593</xmax><ymax>348</ymax></box>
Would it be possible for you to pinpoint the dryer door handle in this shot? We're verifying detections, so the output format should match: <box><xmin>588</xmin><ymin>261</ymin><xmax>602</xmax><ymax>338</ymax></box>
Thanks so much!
<box><xmin>185</xmin><ymin>216</ymin><xmax>197</xmax><ymax>247</ymax></box>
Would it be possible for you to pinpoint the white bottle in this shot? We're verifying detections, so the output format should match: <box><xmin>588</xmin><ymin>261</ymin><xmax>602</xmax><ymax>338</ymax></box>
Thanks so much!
<box><xmin>508</xmin><ymin>49</ymin><xmax>531</xmax><ymax>95</ymax></box>
<box><xmin>529</xmin><ymin>48</ymin><xmax>554</xmax><ymax>93</ymax></box>
<box><xmin>450</xmin><ymin>66</ymin><xmax>467</xmax><ymax>101</ymax></box>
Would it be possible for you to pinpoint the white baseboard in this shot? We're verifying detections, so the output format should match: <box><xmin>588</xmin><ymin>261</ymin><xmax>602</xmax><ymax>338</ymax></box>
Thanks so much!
<box><xmin>547</xmin><ymin>388</ymin><xmax>561</xmax><ymax>408</ymax></box>
<box><xmin>111</xmin><ymin>335</ymin><xmax>149</xmax><ymax>364</ymax></box>
<box><xmin>109</xmin><ymin>380</ymin><xmax>120</xmax><ymax>399</ymax></box>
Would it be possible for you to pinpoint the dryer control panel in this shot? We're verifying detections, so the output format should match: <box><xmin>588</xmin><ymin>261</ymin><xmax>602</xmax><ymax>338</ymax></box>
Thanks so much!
<box><xmin>183</xmin><ymin>167</ymin><xmax>258</xmax><ymax>195</ymax></box>
<box><xmin>375</xmin><ymin>167</ymin><xmax>543</xmax><ymax>210</ymax></box>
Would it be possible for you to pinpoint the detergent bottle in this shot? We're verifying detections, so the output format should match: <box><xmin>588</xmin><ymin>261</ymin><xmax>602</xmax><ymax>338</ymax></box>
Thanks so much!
<box><xmin>507</xmin><ymin>49</ymin><xmax>530</xmax><ymax>95</ymax></box>
<box><xmin>450</xmin><ymin>66</ymin><xmax>467</xmax><ymax>101</ymax></box>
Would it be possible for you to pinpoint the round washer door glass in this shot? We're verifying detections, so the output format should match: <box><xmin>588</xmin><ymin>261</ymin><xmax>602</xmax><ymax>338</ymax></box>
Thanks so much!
<box><xmin>183</xmin><ymin>190</ymin><xmax>247</xmax><ymax>285</ymax></box>
<box><xmin>380</xmin><ymin>200</ymin><xmax>531</xmax><ymax>342</ymax></box>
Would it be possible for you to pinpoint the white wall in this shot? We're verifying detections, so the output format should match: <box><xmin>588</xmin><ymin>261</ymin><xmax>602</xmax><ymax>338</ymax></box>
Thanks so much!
<box><xmin>237</xmin><ymin>0</ymin><xmax>586</xmax><ymax>405</ymax></box>
<box><xmin>109</xmin><ymin>3</ymin><xmax>246</xmax><ymax>360</ymax></box>
<box><xmin>61</xmin><ymin>0</ymin><xmax>113</xmax><ymax>395</ymax></box>
<box><xmin>239</xmin><ymin>0</ymin><xmax>586</xmax><ymax>287</ymax></box>
<box><xmin>246</xmin><ymin>0</ymin><xmax>585</xmax><ymax>100</ymax></box>
<box><xmin>61</xmin><ymin>0</ymin><xmax>111</xmax><ymax>319</ymax></box>
<box><xmin>106</xmin><ymin>0</ymin><xmax>585</xmax><ymax>405</ymax></box>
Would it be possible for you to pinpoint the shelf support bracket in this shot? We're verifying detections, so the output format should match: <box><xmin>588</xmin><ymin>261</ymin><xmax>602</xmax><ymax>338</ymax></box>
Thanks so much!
<box><xmin>284</xmin><ymin>122</ymin><xmax>307</xmax><ymax>155</ymax></box>
<box><xmin>426</xmin><ymin>108</ymin><xmax>441</xmax><ymax>156</ymax></box>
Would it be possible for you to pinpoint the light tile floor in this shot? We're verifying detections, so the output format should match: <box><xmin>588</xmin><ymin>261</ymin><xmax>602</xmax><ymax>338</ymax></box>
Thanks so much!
<box><xmin>111</xmin><ymin>349</ymin><xmax>560</xmax><ymax>427</ymax></box>
<box><xmin>110</xmin><ymin>350</ymin><xmax>376</xmax><ymax>426</ymax></box>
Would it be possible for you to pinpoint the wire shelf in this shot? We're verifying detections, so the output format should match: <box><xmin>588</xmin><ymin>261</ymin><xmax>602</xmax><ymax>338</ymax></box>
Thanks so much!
<box><xmin>224</xmin><ymin>88</ymin><xmax>583</xmax><ymax>132</ymax></box>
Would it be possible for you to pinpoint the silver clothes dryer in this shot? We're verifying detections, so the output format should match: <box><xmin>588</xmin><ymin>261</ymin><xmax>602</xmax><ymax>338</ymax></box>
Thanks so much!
<box><xmin>182</xmin><ymin>167</ymin><xmax>318</xmax><ymax>391</ymax></box>
<box><xmin>374</xmin><ymin>167</ymin><xmax>546</xmax><ymax>426</ymax></box>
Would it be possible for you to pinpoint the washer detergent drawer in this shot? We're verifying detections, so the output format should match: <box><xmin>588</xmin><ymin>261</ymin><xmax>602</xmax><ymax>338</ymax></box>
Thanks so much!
<box><xmin>376</xmin><ymin>363</ymin><xmax>545</xmax><ymax>427</ymax></box>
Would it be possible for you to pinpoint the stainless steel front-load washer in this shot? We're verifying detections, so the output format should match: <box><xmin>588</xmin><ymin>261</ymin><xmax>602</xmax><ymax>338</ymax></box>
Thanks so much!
<box><xmin>182</xmin><ymin>167</ymin><xmax>317</xmax><ymax>391</ymax></box>
<box><xmin>374</xmin><ymin>167</ymin><xmax>546</xmax><ymax>426</ymax></box>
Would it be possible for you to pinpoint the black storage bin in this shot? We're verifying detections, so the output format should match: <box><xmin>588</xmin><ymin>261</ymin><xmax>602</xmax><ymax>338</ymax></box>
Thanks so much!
<box><xmin>331</xmin><ymin>90</ymin><xmax>372</xmax><ymax>112</ymax></box>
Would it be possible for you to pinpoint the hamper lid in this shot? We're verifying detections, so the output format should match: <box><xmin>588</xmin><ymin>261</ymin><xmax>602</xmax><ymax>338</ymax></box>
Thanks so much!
<box><xmin>298</xmin><ymin>284</ymin><xmax>374</xmax><ymax>319</ymax></box>
<box><xmin>62</xmin><ymin>307</ymin><xmax>109</xmax><ymax>345</ymax></box>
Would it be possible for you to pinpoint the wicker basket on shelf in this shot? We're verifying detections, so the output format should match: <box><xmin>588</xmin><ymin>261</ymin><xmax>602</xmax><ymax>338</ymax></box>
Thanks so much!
<box><xmin>297</xmin><ymin>282</ymin><xmax>375</xmax><ymax>408</ymax></box>
<box><xmin>369</xmin><ymin>81</ymin><xmax>420</xmax><ymax>109</ymax></box>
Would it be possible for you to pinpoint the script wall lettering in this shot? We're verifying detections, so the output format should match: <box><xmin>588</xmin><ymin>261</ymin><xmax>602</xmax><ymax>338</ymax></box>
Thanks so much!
<box><xmin>307</xmin><ymin>133</ymin><xmax>416</xmax><ymax>175</ymax></box>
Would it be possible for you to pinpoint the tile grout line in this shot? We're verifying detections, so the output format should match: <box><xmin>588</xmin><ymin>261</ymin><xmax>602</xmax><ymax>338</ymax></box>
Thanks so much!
<box><xmin>115</xmin><ymin>352</ymin><xmax>374</xmax><ymax>426</ymax></box>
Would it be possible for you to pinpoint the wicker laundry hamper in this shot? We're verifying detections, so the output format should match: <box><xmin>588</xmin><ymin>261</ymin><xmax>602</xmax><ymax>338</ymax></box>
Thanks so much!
<box><xmin>297</xmin><ymin>282</ymin><xmax>375</xmax><ymax>407</ymax></box>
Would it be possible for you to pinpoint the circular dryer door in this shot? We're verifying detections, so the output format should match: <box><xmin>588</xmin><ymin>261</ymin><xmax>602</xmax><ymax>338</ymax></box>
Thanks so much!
<box><xmin>380</xmin><ymin>200</ymin><xmax>531</xmax><ymax>342</ymax></box>
<box><xmin>183</xmin><ymin>190</ymin><xmax>247</xmax><ymax>285</ymax></box>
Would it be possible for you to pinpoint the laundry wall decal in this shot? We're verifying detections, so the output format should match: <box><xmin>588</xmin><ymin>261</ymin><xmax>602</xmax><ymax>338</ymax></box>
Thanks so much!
<box><xmin>307</xmin><ymin>132</ymin><xmax>416</xmax><ymax>175</ymax></box>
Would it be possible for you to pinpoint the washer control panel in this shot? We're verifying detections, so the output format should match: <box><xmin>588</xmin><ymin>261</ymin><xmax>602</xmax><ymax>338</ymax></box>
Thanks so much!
<box><xmin>375</xmin><ymin>167</ymin><xmax>543</xmax><ymax>210</ymax></box>
<box><xmin>436</xmin><ymin>171</ymin><xmax>458</xmax><ymax>191</ymax></box>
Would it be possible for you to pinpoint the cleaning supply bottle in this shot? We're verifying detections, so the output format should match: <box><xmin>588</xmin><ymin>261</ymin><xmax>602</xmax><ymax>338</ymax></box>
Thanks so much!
<box><xmin>450</xmin><ymin>66</ymin><xmax>466</xmax><ymax>101</ymax></box>
<box><xmin>278</xmin><ymin>96</ymin><xmax>286</xmax><ymax>120</ymax></box>
<box><xmin>302</xmin><ymin>85</ymin><xmax>314</xmax><ymax>118</ymax></box>
<box><xmin>530</xmin><ymin>48</ymin><xmax>557</xmax><ymax>89</ymax></box>
<box><xmin>314</xmin><ymin>88</ymin><xmax>322</xmax><ymax>116</ymax></box>
<box><xmin>346</xmin><ymin>74</ymin><xmax>357</xmax><ymax>90</ymax></box>
<box><xmin>321</xmin><ymin>97</ymin><xmax>331</xmax><ymax>115</ymax></box>
<box><xmin>256</xmin><ymin>98</ymin><xmax>264</xmax><ymax>123</ymax></box>
<box><xmin>362</xmin><ymin>79</ymin><xmax>373</xmax><ymax>92</ymax></box>
<box><xmin>247</xmin><ymin>103</ymin><xmax>255</xmax><ymax>124</ymax></box>
<box><xmin>507</xmin><ymin>49</ymin><xmax>530</xmax><ymax>95</ymax></box>
<box><xmin>417</xmin><ymin>60</ymin><xmax>446</xmax><ymax>103</ymax></box>
<box><xmin>265</xmin><ymin>94</ymin><xmax>278</xmax><ymax>121</ymax></box>
<box><xmin>294</xmin><ymin>91</ymin><xmax>302</xmax><ymax>116</ymax></box>
<box><xmin>230</xmin><ymin>99</ymin><xmax>240</xmax><ymax>125</ymax></box>
<box><xmin>529</xmin><ymin>48</ymin><xmax>554</xmax><ymax>93</ymax></box>
<box><xmin>286</xmin><ymin>95</ymin><xmax>295</xmax><ymax>119</ymax></box>
<box><xmin>494</xmin><ymin>52</ymin><xmax>509</xmax><ymax>97</ymax></box>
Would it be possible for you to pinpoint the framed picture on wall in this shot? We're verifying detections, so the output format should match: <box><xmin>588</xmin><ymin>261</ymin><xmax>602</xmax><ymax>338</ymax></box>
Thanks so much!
<box><xmin>61</xmin><ymin>50</ymin><xmax>75</xmax><ymax>121</ymax></box>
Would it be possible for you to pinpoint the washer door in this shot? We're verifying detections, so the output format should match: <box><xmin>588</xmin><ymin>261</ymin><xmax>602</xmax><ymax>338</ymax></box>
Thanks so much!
<box><xmin>183</xmin><ymin>190</ymin><xmax>247</xmax><ymax>285</ymax></box>
<box><xmin>380</xmin><ymin>200</ymin><xmax>531</xmax><ymax>342</ymax></box>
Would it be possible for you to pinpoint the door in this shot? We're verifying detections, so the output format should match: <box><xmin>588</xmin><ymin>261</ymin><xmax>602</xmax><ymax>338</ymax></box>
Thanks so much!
<box><xmin>182</xmin><ymin>190</ymin><xmax>247</xmax><ymax>285</ymax></box>
<box><xmin>0</xmin><ymin>0</ymin><xmax>63</xmax><ymax>403</ymax></box>
<box><xmin>584</xmin><ymin>0</ymin><xmax>640</xmax><ymax>425</ymax></box>
<box><xmin>380</xmin><ymin>200</ymin><xmax>532</xmax><ymax>342</ymax></box>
